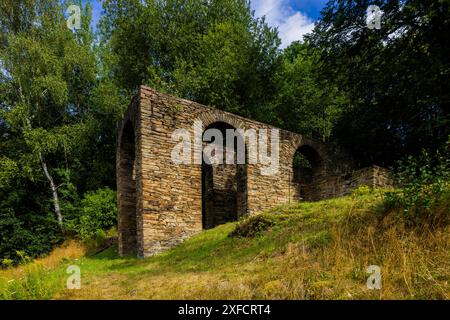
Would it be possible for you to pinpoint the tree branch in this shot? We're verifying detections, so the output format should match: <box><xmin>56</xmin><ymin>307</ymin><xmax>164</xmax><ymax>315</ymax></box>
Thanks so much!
<box><xmin>39</xmin><ymin>152</ymin><xmax>63</xmax><ymax>229</ymax></box>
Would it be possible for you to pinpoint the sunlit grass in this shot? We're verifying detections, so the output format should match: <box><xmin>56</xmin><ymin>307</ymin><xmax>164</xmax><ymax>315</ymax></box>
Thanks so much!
<box><xmin>1</xmin><ymin>190</ymin><xmax>448</xmax><ymax>300</ymax></box>
<box><xmin>0</xmin><ymin>241</ymin><xmax>85</xmax><ymax>299</ymax></box>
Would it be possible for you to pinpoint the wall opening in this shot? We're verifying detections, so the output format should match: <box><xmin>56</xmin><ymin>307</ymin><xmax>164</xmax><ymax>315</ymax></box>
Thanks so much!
<box><xmin>118</xmin><ymin>121</ymin><xmax>138</xmax><ymax>255</ymax></box>
<box><xmin>292</xmin><ymin>145</ymin><xmax>323</xmax><ymax>201</ymax></box>
<box><xmin>202</xmin><ymin>122</ymin><xmax>247</xmax><ymax>229</ymax></box>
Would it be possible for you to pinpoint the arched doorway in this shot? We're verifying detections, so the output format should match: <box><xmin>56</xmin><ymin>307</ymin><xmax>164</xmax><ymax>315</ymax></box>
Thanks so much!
<box><xmin>292</xmin><ymin>145</ymin><xmax>323</xmax><ymax>201</ymax></box>
<box><xmin>117</xmin><ymin>121</ymin><xmax>138</xmax><ymax>255</ymax></box>
<box><xmin>202</xmin><ymin>122</ymin><xmax>247</xmax><ymax>229</ymax></box>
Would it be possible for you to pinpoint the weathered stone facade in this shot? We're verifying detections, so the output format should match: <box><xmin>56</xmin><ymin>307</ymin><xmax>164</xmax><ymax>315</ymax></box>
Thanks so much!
<box><xmin>117</xmin><ymin>86</ymin><xmax>386</xmax><ymax>257</ymax></box>
<box><xmin>296</xmin><ymin>165</ymin><xmax>392</xmax><ymax>201</ymax></box>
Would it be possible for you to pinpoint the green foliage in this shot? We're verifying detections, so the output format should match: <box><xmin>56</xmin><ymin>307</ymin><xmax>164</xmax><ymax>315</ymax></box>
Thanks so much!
<box><xmin>293</xmin><ymin>152</ymin><xmax>312</xmax><ymax>169</ymax></box>
<box><xmin>1</xmin><ymin>0</ymin><xmax>449</xmax><ymax>272</ymax></box>
<box><xmin>352</xmin><ymin>185</ymin><xmax>371</xmax><ymax>197</ymax></box>
<box><xmin>78</xmin><ymin>188</ymin><xmax>117</xmax><ymax>243</ymax></box>
<box><xmin>0</xmin><ymin>172</ymin><xmax>64</xmax><ymax>265</ymax></box>
<box><xmin>273</xmin><ymin>42</ymin><xmax>348</xmax><ymax>141</ymax></box>
<box><xmin>0</xmin><ymin>0</ymin><xmax>124</xmax><ymax>263</ymax></box>
<box><xmin>0</xmin><ymin>157</ymin><xmax>19</xmax><ymax>188</ymax></box>
<box><xmin>230</xmin><ymin>214</ymin><xmax>284</xmax><ymax>238</ymax></box>
<box><xmin>99</xmin><ymin>0</ymin><xmax>281</xmax><ymax>119</ymax></box>
<box><xmin>0</xmin><ymin>207</ymin><xmax>63</xmax><ymax>265</ymax></box>
<box><xmin>383</xmin><ymin>141</ymin><xmax>450</xmax><ymax>226</ymax></box>
<box><xmin>308</xmin><ymin>0</ymin><xmax>450</xmax><ymax>165</ymax></box>
<box><xmin>1</xmin><ymin>258</ymin><xmax>14</xmax><ymax>269</ymax></box>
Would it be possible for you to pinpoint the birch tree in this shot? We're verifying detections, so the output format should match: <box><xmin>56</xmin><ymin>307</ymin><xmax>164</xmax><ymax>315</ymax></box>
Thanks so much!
<box><xmin>0</xmin><ymin>0</ymin><xmax>96</xmax><ymax>228</ymax></box>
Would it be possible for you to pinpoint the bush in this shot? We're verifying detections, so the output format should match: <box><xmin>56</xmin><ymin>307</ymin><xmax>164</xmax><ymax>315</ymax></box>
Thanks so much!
<box><xmin>351</xmin><ymin>185</ymin><xmax>371</xmax><ymax>197</ymax></box>
<box><xmin>1</xmin><ymin>258</ymin><xmax>13</xmax><ymax>269</ymax></box>
<box><xmin>78</xmin><ymin>188</ymin><xmax>117</xmax><ymax>243</ymax></box>
<box><xmin>383</xmin><ymin>142</ymin><xmax>450</xmax><ymax>227</ymax></box>
<box><xmin>231</xmin><ymin>215</ymin><xmax>278</xmax><ymax>238</ymax></box>
<box><xmin>0</xmin><ymin>206</ymin><xmax>63</xmax><ymax>266</ymax></box>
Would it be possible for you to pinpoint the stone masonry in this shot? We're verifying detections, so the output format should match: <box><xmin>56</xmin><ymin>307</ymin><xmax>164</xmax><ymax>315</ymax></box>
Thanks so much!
<box><xmin>116</xmin><ymin>86</ymin><xmax>388</xmax><ymax>257</ymax></box>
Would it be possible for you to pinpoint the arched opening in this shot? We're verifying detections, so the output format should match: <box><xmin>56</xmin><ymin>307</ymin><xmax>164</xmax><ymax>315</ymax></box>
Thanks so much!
<box><xmin>202</xmin><ymin>121</ymin><xmax>247</xmax><ymax>229</ymax></box>
<box><xmin>292</xmin><ymin>145</ymin><xmax>323</xmax><ymax>201</ymax></box>
<box><xmin>118</xmin><ymin>121</ymin><xmax>138</xmax><ymax>256</ymax></box>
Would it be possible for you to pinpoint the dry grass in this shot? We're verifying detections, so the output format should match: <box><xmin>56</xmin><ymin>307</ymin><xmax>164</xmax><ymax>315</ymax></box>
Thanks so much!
<box><xmin>0</xmin><ymin>240</ymin><xmax>86</xmax><ymax>280</ymax></box>
<box><xmin>2</xmin><ymin>191</ymin><xmax>449</xmax><ymax>300</ymax></box>
<box><xmin>0</xmin><ymin>241</ymin><xmax>86</xmax><ymax>299</ymax></box>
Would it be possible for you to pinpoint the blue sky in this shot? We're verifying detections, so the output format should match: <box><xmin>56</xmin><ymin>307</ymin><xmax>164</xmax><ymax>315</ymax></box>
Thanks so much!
<box><xmin>251</xmin><ymin>0</ymin><xmax>328</xmax><ymax>47</ymax></box>
<box><xmin>86</xmin><ymin>0</ymin><xmax>327</xmax><ymax>48</ymax></box>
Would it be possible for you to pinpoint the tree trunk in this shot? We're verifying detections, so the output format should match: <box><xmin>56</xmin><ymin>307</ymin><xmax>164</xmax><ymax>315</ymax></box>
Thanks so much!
<box><xmin>39</xmin><ymin>153</ymin><xmax>63</xmax><ymax>228</ymax></box>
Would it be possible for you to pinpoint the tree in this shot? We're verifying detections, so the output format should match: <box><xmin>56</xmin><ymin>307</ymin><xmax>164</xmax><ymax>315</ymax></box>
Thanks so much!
<box><xmin>0</xmin><ymin>0</ymin><xmax>125</xmax><ymax>262</ymax></box>
<box><xmin>0</xmin><ymin>0</ymin><xmax>97</xmax><ymax>228</ymax></box>
<box><xmin>307</xmin><ymin>0</ymin><xmax>450</xmax><ymax>166</ymax></box>
<box><xmin>272</xmin><ymin>41</ymin><xmax>348</xmax><ymax>141</ymax></box>
<box><xmin>98</xmin><ymin>0</ymin><xmax>281</xmax><ymax>120</ymax></box>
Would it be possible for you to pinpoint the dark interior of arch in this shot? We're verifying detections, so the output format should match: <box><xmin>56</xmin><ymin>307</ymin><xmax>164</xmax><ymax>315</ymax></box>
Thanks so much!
<box><xmin>118</xmin><ymin>121</ymin><xmax>138</xmax><ymax>255</ymax></box>
<box><xmin>202</xmin><ymin>122</ymin><xmax>247</xmax><ymax>229</ymax></box>
<box><xmin>292</xmin><ymin>145</ymin><xmax>323</xmax><ymax>200</ymax></box>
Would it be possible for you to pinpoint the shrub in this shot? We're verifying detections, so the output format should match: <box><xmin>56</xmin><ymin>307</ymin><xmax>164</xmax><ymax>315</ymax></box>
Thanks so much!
<box><xmin>383</xmin><ymin>142</ymin><xmax>450</xmax><ymax>227</ymax></box>
<box><xmin>351</xmin><ymin>185</ymin><xmax>371</xmax><ymax>197</ymax></box>
<box><xmin>231</xmin><ymin>215</ymin><xmax>278</xmax><ymax>238</ymax></box>
<box><xmin>1</xmin><ymin>258</ymin><xmax>13</xmax><ymax>269</ymax></box>
<box><xmin>78</xmin><ymin>188</ymin><xmax>117</xmax><ymax>243</ymax></box>
<box><xmin>0</xmin><ymin>206</ymin><xmax>63</xmax><ymax>266</ymax></box>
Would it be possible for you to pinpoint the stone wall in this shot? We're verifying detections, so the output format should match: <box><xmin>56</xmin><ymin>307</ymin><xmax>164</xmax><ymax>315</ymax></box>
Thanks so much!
<box><xmin>116</xmin><ymin>86</ymin><xmax>385</xmax><ymax>257</ymax></box>
<box><xmin>294</xmin><ymin>165</ymin><xmax>392</xmax><ymax>201</ymax></box>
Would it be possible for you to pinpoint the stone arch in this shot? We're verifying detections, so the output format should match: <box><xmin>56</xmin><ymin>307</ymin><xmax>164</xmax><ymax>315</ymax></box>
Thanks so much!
<box><xmin>195</xmin><ymin>109</ymin><xmax>247</xmax><ymax>133</ymax></box>
<box><xmin>293</xmin><ymin>145</ymin><xmax>323</xmax><ymax>183</ymax></box>
<box><xmin>115</xmin><ymin>87</ymin><xmax>359</xmax><ymax>257</ymax></box>
<box><xmin>117</xmin><ymin>120</ymin><xmax>138</xmax><ymax>256</ymax></box>
<box><xmin>201</xmin><ymin>120</ymin><xmax>248</xmax><ymax>229</ymax></box>
<box><xmin>291</xmin><ymin>141</ymin><xmax>325</xmax><ymax>201</ymax></box>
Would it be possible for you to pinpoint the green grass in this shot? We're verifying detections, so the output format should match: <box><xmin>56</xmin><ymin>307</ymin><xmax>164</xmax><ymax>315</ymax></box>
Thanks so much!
<box><xmin>1</xmin><ymin>190</ymin><xmax>449</xmax><ymax>300</ymax></box>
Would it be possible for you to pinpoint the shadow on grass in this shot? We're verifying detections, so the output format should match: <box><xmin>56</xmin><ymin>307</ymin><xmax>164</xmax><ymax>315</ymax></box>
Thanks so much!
<box><xmin>89</xmin><ymin>222</ymin><xmax>278</xmax><ymax>275</ymax></box>
<box><xmin>85</xmin><ymin>202</ymin><xmax>361</xmax><ymax>276</ymax></box>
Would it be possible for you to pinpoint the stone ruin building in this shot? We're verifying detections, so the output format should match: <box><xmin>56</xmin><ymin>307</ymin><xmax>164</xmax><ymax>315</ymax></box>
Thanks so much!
<box><xmin>117</xmin><ymin>86</ymin><xmax>390</xmax><ymax>257</ymax></box>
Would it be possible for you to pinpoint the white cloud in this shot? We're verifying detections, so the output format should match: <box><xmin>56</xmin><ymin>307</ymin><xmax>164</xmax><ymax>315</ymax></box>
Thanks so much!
<box><xmin>251</xmin><ymin>0</ymin><xmax>315</xmax><ymax>48</ymax></box>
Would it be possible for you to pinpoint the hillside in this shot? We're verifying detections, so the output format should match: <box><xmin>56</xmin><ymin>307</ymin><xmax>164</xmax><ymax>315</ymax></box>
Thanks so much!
<box><xmin>1</xmin><ymin>190</ymin><xmax>449</xmax><ymax>300</ymax></box>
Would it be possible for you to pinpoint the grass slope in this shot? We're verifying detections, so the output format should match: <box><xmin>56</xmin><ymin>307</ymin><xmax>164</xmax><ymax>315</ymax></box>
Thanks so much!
<box><xmin>1</xmin><ymin>190</ymin><xmax>449</xmax><ymax>300</ymax></box>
